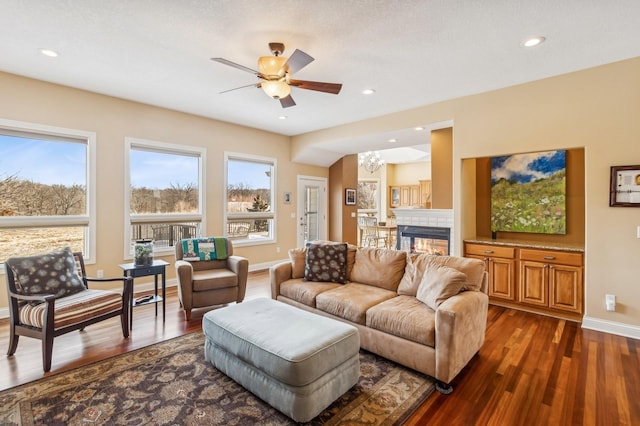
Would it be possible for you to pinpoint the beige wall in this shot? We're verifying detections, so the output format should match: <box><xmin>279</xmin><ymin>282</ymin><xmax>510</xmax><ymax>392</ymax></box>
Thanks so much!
<box><xmin>0</xmin><ymin>71</ymin><xmax>327</xmax><ymax>310</ymax></box>
<box><xmin>293</xmin><ymin>57</ymin><xmax>640</xmax><ymax>332</ymax></box>
<box><xmin>431</xmin><ymin>128</ymin><xmax>453</xmax><ymax>209</ymax></box>
<box><xmin>329</xmin><ymin>154</ymin><xmax>358</xmax><ymax>244</ymax></box>
<box><xmin>388</xmin><ymin>162</ymin><xmax>430</xmax><ymax>185</ymax></box>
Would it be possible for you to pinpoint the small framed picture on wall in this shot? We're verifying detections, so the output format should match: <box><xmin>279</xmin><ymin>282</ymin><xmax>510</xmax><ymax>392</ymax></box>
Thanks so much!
<box><xmin>345</xmin><ymin>188</ymin><xmax>356</xmax><ymax>205</ymax></box>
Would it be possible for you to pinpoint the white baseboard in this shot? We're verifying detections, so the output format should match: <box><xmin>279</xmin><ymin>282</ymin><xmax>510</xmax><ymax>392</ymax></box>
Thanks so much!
<box><xmin>582</xmin><ymin>316</ymin><xmax>640</xmax><ymax>340</ymax></box>
<box><xmin>0</xmin><ymin>307</ymin><xmax>7</xmax><ymax>320</ymax></box>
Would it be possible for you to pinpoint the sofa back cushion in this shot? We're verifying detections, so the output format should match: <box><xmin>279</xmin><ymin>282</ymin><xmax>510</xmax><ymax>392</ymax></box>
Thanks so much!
<box><xmin>289</xmin><ymin>247</ymin><xmax>307</xmax><ymax>279</ymax></box>
<box><xmin>349</xmin><ymin>247</ymin><xmax>407</xmax><ymax>291</ymax></box>
<box><xmin>398</xmin><ymin>253</ymin><xmax>486</xmax><ymax>296</ymax></box>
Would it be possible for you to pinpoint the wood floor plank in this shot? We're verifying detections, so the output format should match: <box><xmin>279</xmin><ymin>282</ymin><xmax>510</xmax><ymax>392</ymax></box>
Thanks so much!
<box><xmin>1</xmin><ymin>269</ymin><xmax>639</xmax><ymax>424</ymax></box>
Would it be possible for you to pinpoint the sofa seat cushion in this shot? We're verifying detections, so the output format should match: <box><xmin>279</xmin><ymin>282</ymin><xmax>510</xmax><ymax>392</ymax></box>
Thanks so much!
<box><xmin>366</xmin><ymin>296</ymin><xmax>436</xmax><ymax>347</ymax></box>
<box><xmin>349</xmin><ymin>247</ymin><xmax>406</xmax><ymax>291</ymax></box>
<box><xmin>280</xmin><ymin>279</ymin><xmax>342</xmax><ymax>307</ymax></box>
<box><xmin>316</xmin><ymin>283</ymin><xmax>397</xmax><ymax>325</ymax></box>
<box><xmin>192</xmin><ymin>269</ymin><xmax>238</xmax><ymax>291</ymax></box>
<box><xmin>19</xmin><ymin>289</ymin><xmax>122</xmax><ymax>330</ymax></box>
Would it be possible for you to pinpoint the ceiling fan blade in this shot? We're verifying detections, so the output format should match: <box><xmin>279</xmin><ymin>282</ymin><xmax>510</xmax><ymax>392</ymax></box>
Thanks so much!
<box><xmin>220</xmin><ymin>82</ymin><xmax>259</xmax><ymax>94</ymax></box>
<box><xmin>279</xmin><ymin>95</ymin><xmax>296</xmax><ymax>108</ymax></box>
<box><xmin>211</xmin><ymin>57</ymin><xmax>259</xmax><ymax>75</ymax></box>
<box><xmin>285</xmin><ymin>49</ymin><xmax>314</xmax><ymax>74</ymax></box>
<box><xmin>289</xmin><ymin>79</ymin><xmax>342</xmax><ymax>95</ymax></box>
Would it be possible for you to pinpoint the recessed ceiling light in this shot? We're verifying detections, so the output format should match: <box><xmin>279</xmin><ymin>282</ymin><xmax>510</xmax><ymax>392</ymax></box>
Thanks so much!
<box><xmin>388</xmin><ymin>138</ymin><xmax>397</xmax><ymax>143</ymax></box>
<box><xmin>39</xmin><ymin>48</ymin><xmax>59</xmax><ymax>57</ymax></box>
<box><xmin>414</xmin><ymin>127</ymin><xmax>424</xmax><ymax>131</ymax></box>
<box><xmin>522</xmin><ymin>36</ymin><xmax>545</xmax><ymax>48</ymax></box>
<box><xmin>278</xmin><ymin>115</ymin><xmax>287</xmax><ymax>120</ymax></box>
<box><xmin>361</xmin><ymin>88</ymin><xmax>376</xmax><ymax>95</ymax></box>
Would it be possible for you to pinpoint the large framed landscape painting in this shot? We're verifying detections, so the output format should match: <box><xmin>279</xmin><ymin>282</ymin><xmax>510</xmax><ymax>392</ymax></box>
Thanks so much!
<box><xmin>491</xmin><ymin>150</ymin><xmax>566</xmax><ymax>234</ymax></box>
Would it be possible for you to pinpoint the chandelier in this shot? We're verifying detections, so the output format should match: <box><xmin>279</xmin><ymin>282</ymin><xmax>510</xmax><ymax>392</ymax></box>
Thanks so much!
<box><xmin>358</xmin><ymin>151</ymin><xmax>385</xmax><ymax>174</ymax></box>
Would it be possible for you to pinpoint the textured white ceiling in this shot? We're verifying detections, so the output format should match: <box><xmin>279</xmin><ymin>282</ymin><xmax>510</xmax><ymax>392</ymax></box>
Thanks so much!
<box><xmin>1</xmin><ymin>1</ymin><xmax>640</xmax><ymax>165</ymax></box>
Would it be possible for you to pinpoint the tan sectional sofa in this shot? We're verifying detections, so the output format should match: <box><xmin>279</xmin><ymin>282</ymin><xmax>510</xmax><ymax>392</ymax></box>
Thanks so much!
<box><xmin>269</xmin><ymin>242</ymin><xmax>489</xmax><ymax>392</ymax></box>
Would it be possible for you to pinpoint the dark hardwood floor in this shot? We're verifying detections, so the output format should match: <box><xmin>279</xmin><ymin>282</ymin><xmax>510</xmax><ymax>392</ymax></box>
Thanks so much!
<box><xmin>2</xmin><ymin>270</ymin><xmax>638</xmax><ymax>424</ymax></box>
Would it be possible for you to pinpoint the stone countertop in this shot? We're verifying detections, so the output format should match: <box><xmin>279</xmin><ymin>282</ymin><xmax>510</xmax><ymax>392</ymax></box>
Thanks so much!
<box><xmin>464</xmin><ymin>237</ymin><xmax>585</xmax><ymax>253</ymax></box>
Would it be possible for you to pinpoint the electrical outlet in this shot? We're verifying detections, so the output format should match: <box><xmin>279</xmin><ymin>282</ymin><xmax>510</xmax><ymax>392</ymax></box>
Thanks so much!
<box><xmin>97</xmin><ymin>269</ymin><xmax>104</xmax><ymax>278</ymax></box>
<box><xmin>276</xmin><ymin>246</ymin><xmax>281</xmax><ymax>253</ymax></box>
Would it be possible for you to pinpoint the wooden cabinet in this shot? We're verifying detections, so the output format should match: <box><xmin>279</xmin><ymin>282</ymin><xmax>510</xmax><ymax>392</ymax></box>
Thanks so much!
<box><xmin>419</xmin><ymin>180</ymin><xmax>432</xmax><ymax>208</ymax></box>
<box><xmin>464</xmin><ymin>242</ymin><xmax>584</xmax><ymax>321</ymax></box>
<box><xmin>464</xmin><ymin>243</ymin><xmax>516</xmax><ymax>301</ymax></box>
<box><xmin>519</xmin><ymin>249</ymin><xmax>583</xmax><ymax>314</ymax></box>
<box><xmin>390</xmin><ymin>185</ymin><xmax>422</xmax><ymax>207</ymax></box>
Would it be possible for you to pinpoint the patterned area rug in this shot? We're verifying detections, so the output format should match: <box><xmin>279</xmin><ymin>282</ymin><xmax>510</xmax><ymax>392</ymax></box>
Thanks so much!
<box><xmin>0</xmin><ymin>332</ymin><xmax>434</xmax><ymax>425</ymax></box>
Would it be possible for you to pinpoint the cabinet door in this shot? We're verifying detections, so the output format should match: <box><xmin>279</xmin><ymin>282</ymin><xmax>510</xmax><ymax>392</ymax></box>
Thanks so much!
<box><xmin>549</xmin><ymin>264</ymin><xmax>583</xmax><ymax>313</ymax></box>
<box><xmin>400</xmin><ymin>186</ymin><xmax>411</xmax><ymax>206</ymax></box>
<box><xmin>466</xmin><ymin>252</ymin><xmax>515</xmax><ymax>301</ymax></box>
<box><xmin>488</xmin><ymin>257</ymin><xmax>516</xmax><ymax>301</ymax></box>
<box><xmin>419</xmin><ymin>180</ymin><xmax>431</xmax><ymax>208</ymax></box>
<box><xmin>390</xmin><ymin>186</ymin><xmax>401</xmax><ymax>207</ymax></box>
<box><xmin>519</xmin><ymin>261</ymin><xmax>548</xmax><ymax>307</ymax></box>
<box><xmin>410</xmin><ymin>185</ymin><xmax>420</xmax><ymax>207</ymax></box>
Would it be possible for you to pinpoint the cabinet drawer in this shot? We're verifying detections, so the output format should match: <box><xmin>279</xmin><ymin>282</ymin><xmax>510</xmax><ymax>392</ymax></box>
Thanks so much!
<box><xmin>465</xmin><ymin>243</ymin><xmax>515</xmax><ymax>259</ymax></box>
<box><xmin>519</xmin><ymin>249</ymin><xmax>583</xmax><ymax>267</ymax></box>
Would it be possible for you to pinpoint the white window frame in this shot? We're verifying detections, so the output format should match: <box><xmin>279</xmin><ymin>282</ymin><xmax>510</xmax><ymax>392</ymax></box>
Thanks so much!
<box><xmin>224</xmin><ymin>151</ymin><xmax>277</xmax><ymax>247</ymax></box>
<box><xmin>124</xmin><ymin>137</ymin><xmax>206</xmax><ymax>259</ymax></box>
<box><xmin>0</xmin><ymin>118</ymin><xmax>96</xmax><ymax>267</ymax></box>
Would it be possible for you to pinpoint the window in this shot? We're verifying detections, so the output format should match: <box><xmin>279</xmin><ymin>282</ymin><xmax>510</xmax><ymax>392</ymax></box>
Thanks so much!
<box><xmin>225</xmin><ymin>152</ymin><xmax>276</xmax><ymax>245</ymax></box>
<box><xmin>125</xmin><ymin>138</ymin><xmax>205</xmax><ymax>258</ymax></box>
<box><xmin>0</xmin><ymin>119</ymin><xmax>95</xmax><ymax>265</ymax></box>
<box><xmin>357</xmin><ymin>179</ymin><xmax>381</xmax><ymax>217</ymax></box>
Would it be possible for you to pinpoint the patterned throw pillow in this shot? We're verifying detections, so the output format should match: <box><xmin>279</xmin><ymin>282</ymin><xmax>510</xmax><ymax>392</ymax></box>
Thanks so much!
<box><xmin>304</xmin><ymin>242</ymin><xmax>348</xmax><ymax>284</ymax></box>
<box><xmin>7</xmin><ymin>247</ymin><xmax>86</xmax><ymax>298</ymax></box>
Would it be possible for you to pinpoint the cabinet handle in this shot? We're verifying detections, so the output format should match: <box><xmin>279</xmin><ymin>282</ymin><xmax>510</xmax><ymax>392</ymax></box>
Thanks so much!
<box><xmin>543</xmin><ymin>256</ymin><xmax>556</xmax><ymax>260</ymax></box>
<box><xmin>484</xmin><ymin>250</ymin><xmax>494</xmax><ymax>254</ymax></box>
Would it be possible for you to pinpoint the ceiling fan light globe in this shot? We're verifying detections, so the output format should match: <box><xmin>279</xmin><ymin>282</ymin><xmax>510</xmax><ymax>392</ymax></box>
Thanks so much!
<box><xmin>262</xmin><ymin>80</ymin><xmax>291</xmax><ymax>99</ymax></box>
<box><xmin>258</xmin><ymin>56</ymin><xmax>287</xmax><ymax>78</ymax></box>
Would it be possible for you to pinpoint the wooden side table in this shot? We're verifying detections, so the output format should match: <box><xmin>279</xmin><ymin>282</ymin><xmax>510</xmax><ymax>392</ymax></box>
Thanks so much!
<box><xmin>118</xmin><ymin>259</ymin><xmax>169</xmax><ymax>329</ymax></box>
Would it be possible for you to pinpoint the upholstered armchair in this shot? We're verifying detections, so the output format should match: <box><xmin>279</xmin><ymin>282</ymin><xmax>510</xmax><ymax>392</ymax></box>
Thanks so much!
<box><xmin>174</xmin><ymin>237</ymin><xmax>248</xmax><ymax>320</ymax></box>
<box><xmin>5</xmin><ymin>247</ymin><xmax>133</xmax><ymax>372</ymax></box>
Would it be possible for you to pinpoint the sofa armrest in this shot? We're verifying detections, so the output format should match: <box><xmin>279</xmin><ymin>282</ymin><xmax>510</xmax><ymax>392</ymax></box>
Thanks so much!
<box><xmin>434</xmin><ymin>290</ymin><xmax>489</xmax><ymax>384</ymax></box>
<box><xmin>269</xmin><ymin>261</ymin><xmax>293</xmax><ymax>299</ymax></box>
<box><xmin>227</xmin><ymin>255</ymin><xmax>249</xmax><ymax>302</ymax></box>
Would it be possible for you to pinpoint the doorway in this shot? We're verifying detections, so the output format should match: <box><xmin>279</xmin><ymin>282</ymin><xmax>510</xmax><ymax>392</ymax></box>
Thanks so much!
<box><xmin>297</xmin><ymin>176</ymin><xmax>328</xmax><ymax>247</ymax></box>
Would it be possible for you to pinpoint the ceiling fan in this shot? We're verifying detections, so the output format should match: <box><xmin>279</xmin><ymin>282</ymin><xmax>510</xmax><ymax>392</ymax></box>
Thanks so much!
<box><xmin>211</xmin><ymin>42</ymin><xmax>342</xmax><ymax>108</ymax></box>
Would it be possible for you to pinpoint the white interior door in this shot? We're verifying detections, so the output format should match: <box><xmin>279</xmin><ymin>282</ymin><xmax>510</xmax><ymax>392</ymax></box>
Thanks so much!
<box><xmin>297</xmin><ymin>176</ymin><xmax>327</xmax><ymax>247</ymax></box>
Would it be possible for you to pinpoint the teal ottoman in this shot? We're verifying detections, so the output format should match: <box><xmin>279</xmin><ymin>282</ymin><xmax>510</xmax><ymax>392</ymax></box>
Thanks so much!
<box><xmin>202</xmin><ymin>297</ymin><xmax>360</xmax><ymax>423</ymax></box>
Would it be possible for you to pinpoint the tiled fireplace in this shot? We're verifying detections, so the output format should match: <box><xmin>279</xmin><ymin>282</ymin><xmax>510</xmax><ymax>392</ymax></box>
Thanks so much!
<box><xmin>391</xmin><ymin>209</ymin><xmax>454</xmax><ymax>255</ymax></box>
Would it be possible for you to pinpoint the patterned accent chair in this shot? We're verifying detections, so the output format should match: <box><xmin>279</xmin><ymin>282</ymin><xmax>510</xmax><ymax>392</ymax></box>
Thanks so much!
<box><xmin>5</xmin><ymin>247</ymin><xmax>133</xmax><ymax>372</ymax></box>
<box><xmin>174</xmin><ymin>238</ymin><xmax>249</xmax><ymax>320</ymax></box>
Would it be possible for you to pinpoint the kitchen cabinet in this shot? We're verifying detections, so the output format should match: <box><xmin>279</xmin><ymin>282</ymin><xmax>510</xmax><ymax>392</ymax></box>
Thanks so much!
<box><xmin>390</xmin><ymin>185</ymin><xmax>422</xmax><ymax>208</ymax></box>
<box><xmin>419</xmin><ymin>180</ymin><xmax>432</xmax><ymax>208</ymax></box>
